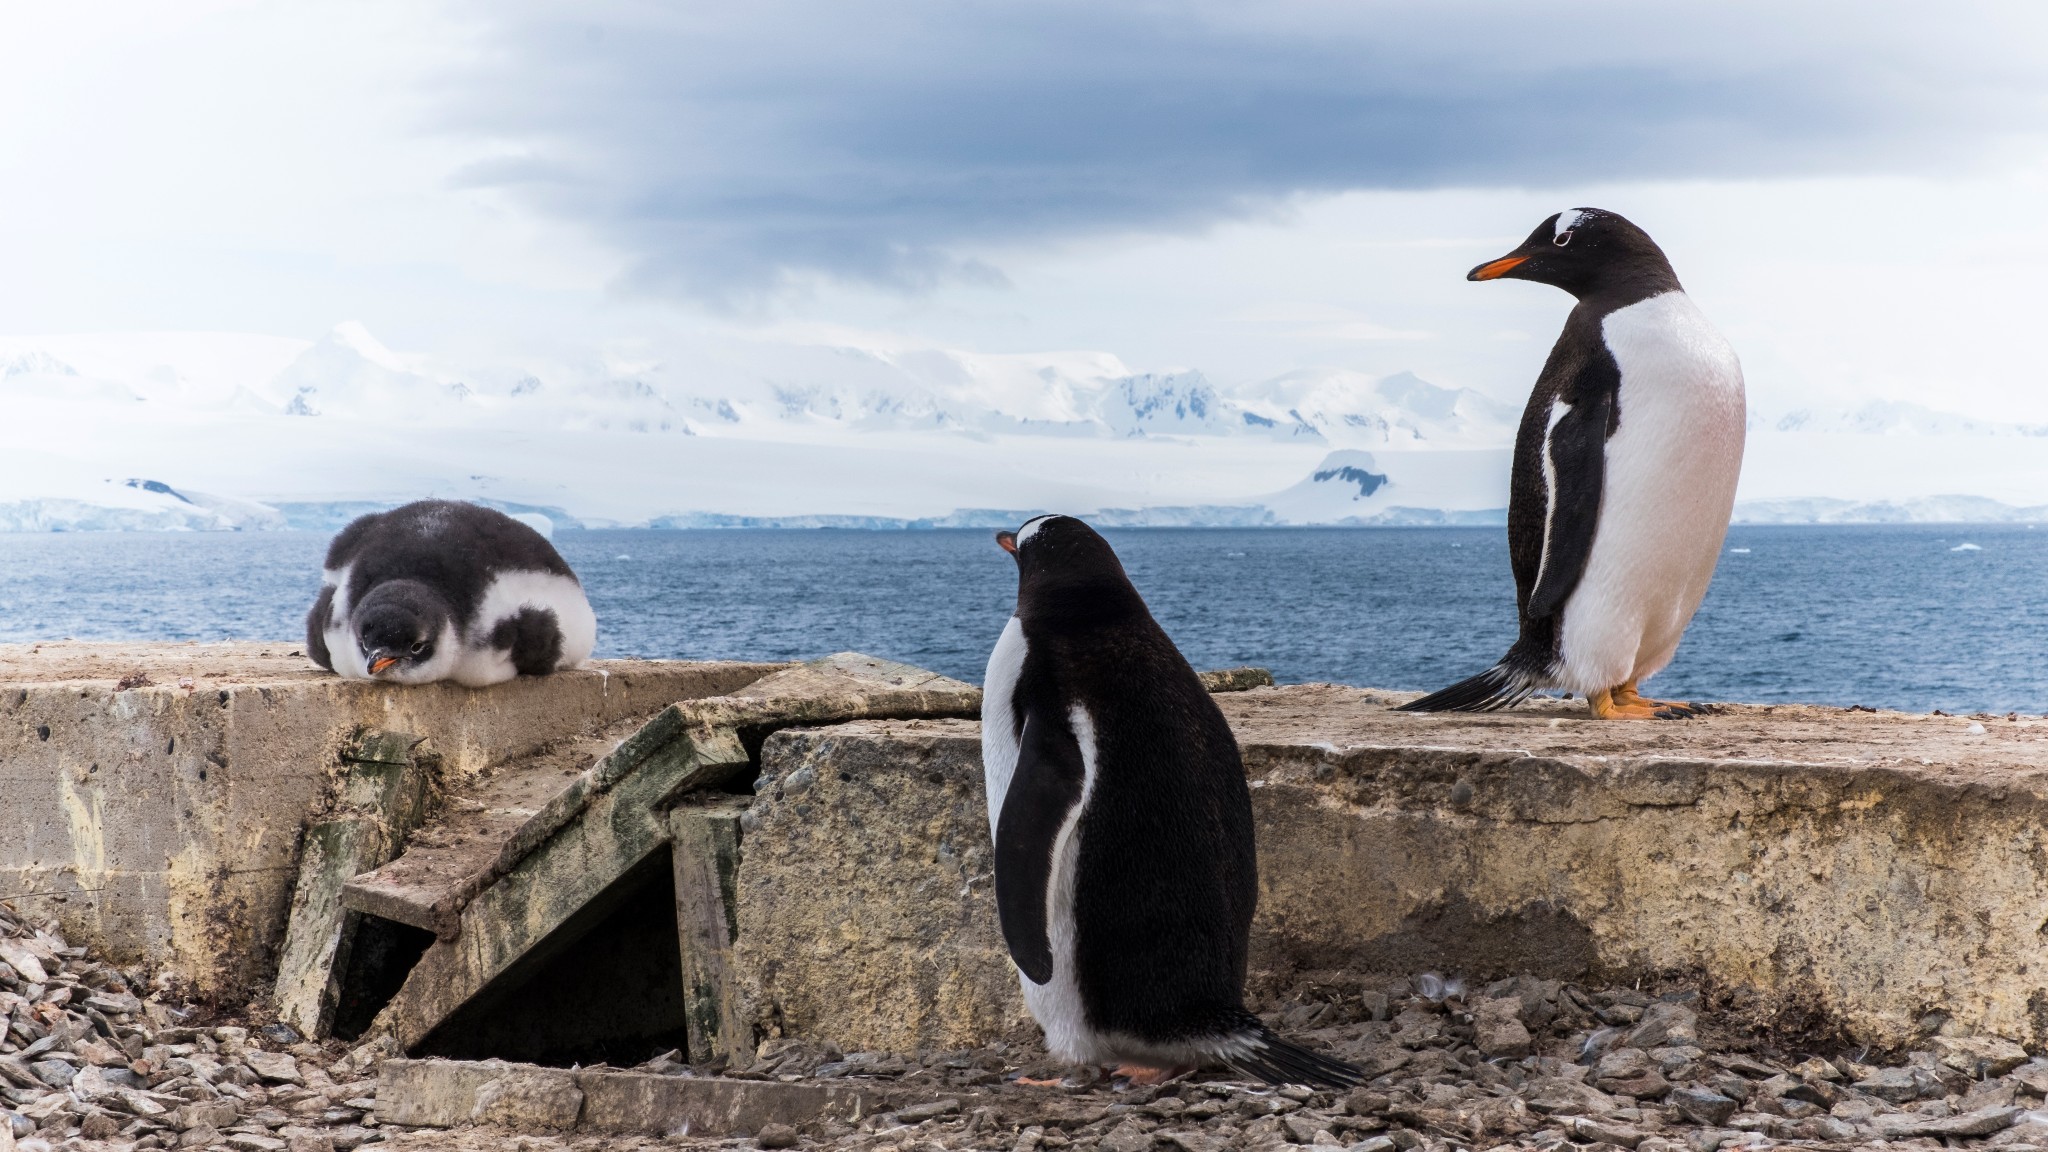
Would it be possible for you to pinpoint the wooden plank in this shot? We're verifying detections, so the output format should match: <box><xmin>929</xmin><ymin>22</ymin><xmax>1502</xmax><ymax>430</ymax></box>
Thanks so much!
<box><xmin>342</xmin><ymin>707</ymin><xmax>732</xmax><ymax>938</ymax></box>
<box><xmin>273</xmin><ymin>732</ymin><xmax>430</xmax><ymax>1037</ymax></box>
<box><xmin>370</xmin><ymin>723</ymin><xmax>751</xmax><ymax>1050</ymax></box>
<box><xmin>671</xmin><ymin>797</ymin><xmax>751</xmax><ymax>1066</ymax></box>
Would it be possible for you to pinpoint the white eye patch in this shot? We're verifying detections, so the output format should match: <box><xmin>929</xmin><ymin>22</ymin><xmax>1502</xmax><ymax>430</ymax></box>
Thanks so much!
<box><xmin>1015</xmin><ymin>515</ymin><xmax>1055</xmax><ymax>548</ymax></box>
<box><xmin>1554</xmin><ymin>209</ymin><xmax>1587</xmax><ymax>236</ymax></box>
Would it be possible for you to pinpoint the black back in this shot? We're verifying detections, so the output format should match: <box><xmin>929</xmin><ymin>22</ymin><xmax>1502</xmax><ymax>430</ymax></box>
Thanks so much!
<box><xmin>325</xmin><ymin>500</ymin><xmax>576</xmax><ymax>624</ymax></box>
<box><xmin>998</xmin><ymin>516</ymin><xmax>1260</xmax><ymax>1044</ymax></box>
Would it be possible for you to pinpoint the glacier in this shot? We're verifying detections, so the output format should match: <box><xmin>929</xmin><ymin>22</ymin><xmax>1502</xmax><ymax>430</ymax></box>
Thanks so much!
<box><xmin>0</xmin><ymin>321</ymin><xmax>2044</xmax><ymax>530</ymax></box>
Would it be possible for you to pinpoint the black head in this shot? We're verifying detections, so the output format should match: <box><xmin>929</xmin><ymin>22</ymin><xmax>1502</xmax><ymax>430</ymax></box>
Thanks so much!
<box><xmin>1468</xmin><ymin>208</ymin><xmax>1680</xmax><ymax>303</ymax></box>
<box><xmin>995</xmin><ymin>515</ymin><xmax>1147</xmax><ymax>628</ymax></box>
<box><xmin>352</xmin><ymin>580</ymin><xmax>453</xmax><ymax>679</ymax></box>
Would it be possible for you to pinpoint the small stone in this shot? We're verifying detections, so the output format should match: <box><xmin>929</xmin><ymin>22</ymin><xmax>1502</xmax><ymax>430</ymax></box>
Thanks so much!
<box><xmin>1595</xmin><ymin>1048</ymin><xmax>1652</xmax><ymax>1082</ymax></box>
<box><xmin>1569</xmin><ymin>1116</ymin><xmax>1643</xmax><ymax>1148</ymax></box>
<box><xmin>1854</xmin><ymin>1066</ymin><xmax>1923</xmax><ymax>1103</ymax></box>
<box><xmin>283</xmin><ymin>1131</ymin><xmax>334</xmax><ymax>1152</ymax></box>
<box><xmin>242</xmin><ymin>1052</ymin><xmax>303</xmax><ymax>1086</ymax></box>
<box><xmin>755</xmin><ymin>1123</ymin><xmax>799</xmax><ymax>1150</ymax></box>
<box><xmin>1473</xmin><ymin>997</ymin><xmax>1532</xmax><ymax>1058</ymax></box>
<box><xmin>1344</xmin><ymin>1140</ymin><xmax>1395</xmax><ymax>1152</ymax></box>
<box><xmin>24</xmin><ymin>1064</ymin><xmax>70</xmax><ymax>1091</ymax></box>
<box><xmin>1099</xmin><ymin>1121</ymin><xmax>1153</xmax><ymax>1152</ymax></box>
<box><xmin>83</xmin><ymin>994</ymin><xmax>143</xmax><ymax>1017</ymax></box>
<box><xmin>1667</xmin><ymin>1088</ymin><xmax>1737</xmax><ymax>1127</ymax></box>
<box><xmin>1283</xmin><ymin>1114</ymin><xmax>1327</xmax><ymax>1143</ymax></box>
<box><xmin>226</xmin><ymin>1136</ymin><xmax>289</xmax><ymax>1152</ymax></box>
<box><xmin>1934</xmin><ymin>1036</ymin><xmax>2030</xmax><ymax>1077</ymax></box>
<box><xmin>1621</xmin><ymin>1003</ymin><xmax>1697</xmax><ymax>1050</ymax></box>
<box><xmin>327</xmin><ymin>1127</ymin><xmax>377</xmax><ymax>1152</ymax></box>
<box><xmin>894</xmin><ymin>1099</ymin><xmax>961</xmax><ymax>1122</ymax></box>
<box><xmin>78</xmin><ymin>1112</ymin><xmax>121</xmax><ymax>1141</ymax></box>
<box><xmin>1788</xmin><ymin>1057</ymin><xmax>1840</xmax><ymax>1082</ymax></box>
<box><xmin>2014</xmin><ymin>1060</ymin><xmax>2048</xmax><ymax>1095</ymax></box>
<box><xmin>178</xmin><ymin>1103</ymin><xmax>239</xmax><ymax>1133</ymax></box>
<box><xmin>257</xmin><ymin>1024</ymin><xmax>300</xmax><ymax>1047</ymax></box>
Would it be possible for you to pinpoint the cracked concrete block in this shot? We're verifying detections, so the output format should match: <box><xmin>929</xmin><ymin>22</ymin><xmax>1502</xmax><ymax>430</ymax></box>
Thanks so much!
<box><xmin>0</xmin><ymin>642</ymin><xmax>782</xmax><ymax>999</ymax></box>
<box><xmin>471</xmin><ymin>1068</ymin><xmax>585</xmax><ymax>1129</ymax></box>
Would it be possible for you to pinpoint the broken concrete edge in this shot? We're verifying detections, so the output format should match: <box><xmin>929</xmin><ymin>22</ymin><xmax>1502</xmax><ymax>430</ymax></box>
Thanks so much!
<box><xmin>338</xmin><ymin>662</ymin><xmax>982</xmax><ymax>941</ymax></box>
<box><xmin>273</xmin><ymin>736</ymin><xmax>436</xmax><ymax>1035</ymax></box>
<box><xmin>377</xmin><ymin>1057</ymin><xmax>944</xmax><ymax>1136</ymax></box>
<box><xmin>1198</xmin><ymin>667</ymin><xmax>1275</xmax><ymax>693</ymax></box>
<box><xmin>672</xmin><ymin>798</ymin><xmax>752</xmax><ymax>1066</ymax></box>
<box><xmin>365</xmin><ymin>724</ymin><xmax>757</xmax><ymax>1050</ymax></box>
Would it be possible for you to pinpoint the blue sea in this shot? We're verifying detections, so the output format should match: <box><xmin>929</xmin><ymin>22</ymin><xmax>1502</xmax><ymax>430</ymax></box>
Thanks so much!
<box><xmin>0</xmin><ymin>525</ymin><xmax>2040</xmax><ymax>715</ymax></box>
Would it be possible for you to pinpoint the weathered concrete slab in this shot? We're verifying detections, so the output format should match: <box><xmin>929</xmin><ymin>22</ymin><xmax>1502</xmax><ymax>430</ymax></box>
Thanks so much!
<box><xmin>378</xmin><ymin>1057</ymin><xmax>894</xmax><ymax>1135</ymax></box>
<box><xmin>370</xmin><ymin>721</ymin><xmax>752</xmax><ymax>1050</ymax></box>
<box><xmin>735</xmin><ymin>718</ymin><xmax>1024</xmax><ymax>1054</ymax></box>
<box><xmin>0</xmin><ymin>640</ymin><xmax>783</xmax><ymax>1000</ymax></box>
<box><xmin>273</xmin><ymin>729</ymin><xmax>434</xmax><ymax>1036</ymax></box>
<box><xmin>369</xmin><ymin>653</ymin><xmax>983</xmax><ymax>1053</ymax></box>
<box><xmin>339</xmin><ymin>710</ymin><xmax>693</xmax><ymax>937</ymax></box>
<box><xmin>733</xmin><ymin>689</ymin><xmax>2048</xmax><ymax>1055</ymax></box>
<box><xmin>672</xmin><ymin>797</ymin><xmax>750</xmax><ymax>1066</ymax></box>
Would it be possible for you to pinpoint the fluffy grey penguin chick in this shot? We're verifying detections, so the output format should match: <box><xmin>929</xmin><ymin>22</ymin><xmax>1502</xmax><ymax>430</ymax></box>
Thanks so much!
<box><xmin>306</xmin><ymin>500</ymin><xmax>596</xmax><ymax>687</ymax></box>
<box><xmin>982</xmin><ymin>514</ymin><xmax>1360</xmax><ymax>1088</ymax></box>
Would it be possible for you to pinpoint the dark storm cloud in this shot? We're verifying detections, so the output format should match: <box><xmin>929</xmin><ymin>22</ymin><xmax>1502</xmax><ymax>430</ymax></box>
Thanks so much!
<box><xmin>442</xmin><ymin>1</ymin><xmax>2046</xmax><ymax>296</ymax></box>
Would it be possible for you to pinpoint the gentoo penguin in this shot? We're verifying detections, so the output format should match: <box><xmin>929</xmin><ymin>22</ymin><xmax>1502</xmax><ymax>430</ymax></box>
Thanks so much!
<box><xmin>982</xmin><ymin>514</ymin><xmax>1360</xmax><ymax>1087</ymax></box>
<box><xmin>305</xmin><ymin>500</ymin><xmax>596</xmax><ymax>687</ymax></box>
<box><xmin>1400</xmin><ymin>208</ymin><xmax>1745</xmax><ymax>720</ymax></box>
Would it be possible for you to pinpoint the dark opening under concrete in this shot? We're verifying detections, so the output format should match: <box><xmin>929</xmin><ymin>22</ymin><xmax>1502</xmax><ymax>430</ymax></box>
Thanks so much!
<box><xmin>412</xmin><ymin>848</ymin><xmax>690</xmax><ymax>1067</ymax></box>
<box><xmin>331</xmin><ymin>915</ymin><xmax>436</xmax><ymax>1043</ymax></box>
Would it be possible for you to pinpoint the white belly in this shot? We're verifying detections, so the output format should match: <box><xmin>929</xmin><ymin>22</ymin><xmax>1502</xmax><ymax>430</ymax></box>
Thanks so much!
<box><xmin>446</xmin><ymin>569</ymin><xmax>598</xmax><ymax>688</ymax></box>
<box><xmin>320</xmin><ymin>564</ymin><xmax>370</xmax><ymax>679</ymax></box>
<box><xmin>979</xmin><ymin>620</ymin><xmax>1110</xmax><ymax>1063</ymax></box>
<box><xmin>981</xmin><ymin>616</ymin><xmax>1027</xmax><ymax>832</ymax></box>
<box><xmin>1556</xmin><ymin>291</ymin><xmax>1745</xmax><ymax>694</ymax></box>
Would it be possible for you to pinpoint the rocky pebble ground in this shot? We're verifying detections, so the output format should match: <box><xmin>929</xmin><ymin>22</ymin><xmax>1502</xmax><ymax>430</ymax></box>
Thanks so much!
<box><xmin>12</xmin><ymin>897</ymin><xmax>2048</xmax><ymax>1152</ymax></box>
<box><xmin>0</xmin><ymin>902</ymin><xmax>388</xmax><ymax>1152</ymax></box>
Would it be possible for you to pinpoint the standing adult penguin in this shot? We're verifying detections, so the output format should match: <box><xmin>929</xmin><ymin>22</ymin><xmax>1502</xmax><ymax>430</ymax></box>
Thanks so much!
<box><xmin>982</xmin><ymin>514</ymin><xmax>1360</xmax><ymax>1087</ymax></box>
<box><xmin>306</xmin><ymin>500</ymin><xmax>596</xmax><ymax>686</ymax></box>
<box><xmin>1400</xmin><ymin>209</ymin><xmax>1744</xmax><ymax>719</ymax></box>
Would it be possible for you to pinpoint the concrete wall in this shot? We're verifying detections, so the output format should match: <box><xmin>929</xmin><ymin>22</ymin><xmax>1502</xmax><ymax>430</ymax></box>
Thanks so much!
<box><xmin>0</xmin><ymin>642</ymin><xmax>780</xmax><ymax>1002</ymax></box>
<box><xmin>735</xmin><ymin>692</ymin><xmax>2048</xmax><ymax>1055</ymax></box>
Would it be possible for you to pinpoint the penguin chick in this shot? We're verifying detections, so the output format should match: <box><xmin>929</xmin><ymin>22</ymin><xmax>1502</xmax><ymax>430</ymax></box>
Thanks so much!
<box><xmin>982</xmin><ymin>514</ymin><xmax>1360</xmax><ymax>1088</ymax></box>
<box><xmin>306</xmin><ymin>500</ymin><xmax>596</xmax><ymax>687</ymax></box>
<box><xmin>1400</xmin><ymin>208</ymin><xmax>1744</xmax><ymax>721</ymax></box>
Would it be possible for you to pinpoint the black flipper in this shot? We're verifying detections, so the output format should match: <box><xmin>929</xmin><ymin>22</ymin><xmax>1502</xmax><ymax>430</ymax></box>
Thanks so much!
<box><xmin>305</xmin><ymin>585</ymin><xmax>336</xmax><ymax>672</ymax></box>
<box><xmin>1219</xmin><ymin>1019</ymin><xmax>1364</xmax><ymax>1089</ymax></box>
<box><xmin>1402</xmin><ymin>339</ymin><xmax>1622</xmax><ymax>713</ymax></box>
<box><xmin>994</xmin><ymin>704</ymin><xmax>1088</xmax><ymax>985</ymax></box>
<box><xmin>1523</xmin><ymin>383</ymin><xmax>1614</xmax><ymax>621</ymax></box>
<box><xmin>490</xmin><ymin>606</ymin><xmax>564</xmax><ymax>676</ymax></box>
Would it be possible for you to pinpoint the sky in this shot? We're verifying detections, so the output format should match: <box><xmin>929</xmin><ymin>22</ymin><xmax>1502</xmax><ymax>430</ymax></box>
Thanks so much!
<box><xmin>4</xmin><ymin>1</ymin><xmax>2048</xmax><ymax>434</ymax></box>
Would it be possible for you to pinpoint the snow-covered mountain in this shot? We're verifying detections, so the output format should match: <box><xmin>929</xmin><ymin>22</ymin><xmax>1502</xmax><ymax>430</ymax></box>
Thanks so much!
<box><xmin>1765</xmin><ymin>401</ymin><xmax>2048</xmax><ymax>438</ymax></box>
<box><xmin>1</xmin><ymin>321</ymin><xmax>2046</xmax><ymax>528</ymax></box>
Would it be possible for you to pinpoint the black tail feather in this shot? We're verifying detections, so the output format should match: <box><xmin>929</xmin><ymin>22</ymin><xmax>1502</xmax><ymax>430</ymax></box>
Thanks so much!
<box><xmin>1219</xmin><ymin>1025</ymin><xmax>1363</xmax><ymax>1089</ymax></box>
<box><xmin>1396</xmin><ymin>656</ymin><xmax>1541</xmax><ymax>713</ymax></box>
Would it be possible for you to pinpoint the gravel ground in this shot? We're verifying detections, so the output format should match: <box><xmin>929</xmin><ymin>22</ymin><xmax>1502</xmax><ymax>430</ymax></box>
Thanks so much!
<box><xmin>12</xmin><ymin>898</ymin><xmax>2048</xmax><ymax>1152</ymax></box>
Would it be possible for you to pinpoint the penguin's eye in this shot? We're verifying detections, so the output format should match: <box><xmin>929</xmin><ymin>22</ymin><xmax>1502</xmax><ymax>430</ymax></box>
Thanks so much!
<box><xmin>409</xmin><ymin>641</ymin><xmax>426</xmax><ymax>654</ymax></box>
<box><xmin>1553</xmin><ymin>230</ymin><xmax>1574</xmax><ymax>247</ymax></box>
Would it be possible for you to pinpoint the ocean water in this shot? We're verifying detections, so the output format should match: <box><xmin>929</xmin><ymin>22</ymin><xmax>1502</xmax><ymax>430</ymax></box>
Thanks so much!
<box><xmin>0</xmin><ymin>525</ymin><xmax>2041</xmax><ymax>715</ymax></box>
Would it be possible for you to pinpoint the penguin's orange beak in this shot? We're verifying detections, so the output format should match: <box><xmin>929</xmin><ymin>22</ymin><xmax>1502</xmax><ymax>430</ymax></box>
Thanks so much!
<box><xmin>1468</xmin><ymin>254</ymin><xmax>1528</xmax><ymax>281</ymax></box>
<box><xmin>369</xmin><ymin>655</ymin><xmax>399</xmax><ymax>675</ymax></box>
<box><xmin>996</xmin><ymin>531</ymin><xmax>1018</xmax><ymax>554</ymax></box>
